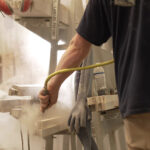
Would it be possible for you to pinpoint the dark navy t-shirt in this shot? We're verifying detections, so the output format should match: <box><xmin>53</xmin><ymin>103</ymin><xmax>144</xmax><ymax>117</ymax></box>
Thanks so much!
<box><xmin>77</xmin><ymin>0</ymin><xmax>150</xmax><ymax>118</ymax></box>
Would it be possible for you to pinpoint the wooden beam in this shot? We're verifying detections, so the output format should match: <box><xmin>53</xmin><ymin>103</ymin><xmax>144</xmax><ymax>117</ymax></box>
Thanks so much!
<box><xmin>0</xmin><ymin>96</ymin><xmax>32</xmax><ymax>112</ymax></box>
<box><xmin>36</xmin><ymin>117</ymin><xmax>61</xmax><ymax>129</ymax></box>
<box><xmin>87</xmin><ymin>95</ymin><xmax>119</xmax><ymax>112</ymax></box>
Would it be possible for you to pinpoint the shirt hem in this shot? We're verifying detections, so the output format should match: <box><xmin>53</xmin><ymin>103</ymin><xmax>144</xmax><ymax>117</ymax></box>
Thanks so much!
<box><xmin>121</xmin><ymin>108</ymin><xmax>150</xmax><ymax>118</ymax></box>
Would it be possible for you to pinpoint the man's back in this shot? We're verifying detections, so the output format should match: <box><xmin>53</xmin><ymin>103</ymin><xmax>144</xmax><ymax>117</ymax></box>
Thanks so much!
<box><xmin>77</xmin><ymin>0</ymin><xmax>150</xmax><ymax>118</ymax></box>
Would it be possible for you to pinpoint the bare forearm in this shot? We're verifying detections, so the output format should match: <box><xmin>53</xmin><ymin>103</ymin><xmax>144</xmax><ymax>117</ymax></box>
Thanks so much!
<box><xmin>47</xmin><ymin>34</ymin><xmax>91</xmax><ymax>90</ymax></box>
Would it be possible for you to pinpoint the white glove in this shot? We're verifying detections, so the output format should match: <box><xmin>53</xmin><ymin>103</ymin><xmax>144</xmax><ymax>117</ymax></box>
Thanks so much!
<box><xmin>68</xmin><ymin>100</ymin><xmax>91</xmax><ymax>133</ymax></box>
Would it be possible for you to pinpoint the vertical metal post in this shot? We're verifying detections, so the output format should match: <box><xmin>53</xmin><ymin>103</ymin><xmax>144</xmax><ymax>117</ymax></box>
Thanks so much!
<box><xmin>45</xmin><ymin>135</ymin><xmax>54</xmax><ymax>150</ymax></box>
<box><xmin>109</xmin><ymin>131</ymin><xmax>117</xmax><ymax>150</ymax></box>
<box><xmin>70</xmin><ymin>134</ymin><xmax>76</xmax><ymax>150</ymax></box>
<box><xmin>49</xmin><ymin>0</ymin><xmax>60</xmax><ymax>74</ymax></box>
<box><xmin>76</xmin><ymin>136</ymin><xmax>82</xmax><ymax>150</ymax></box>
<box><xmin>49</xmin><ymin>41</ymin><xmax>57</xmax><ymax>74</ymax></box>
<box><xmin>20</xmin><ymin>123</ymin><xmax>24</xmax><ymax>150</ymax></box>
<box><xmin>62</xmin><ymin>135</ymin><xmax>69</xmax><ymax>150</ymax></box>
<box><xmin>51</xmin><ymin>0</ymin><xmax>60</xmax><ymax>41</ymax></box>
<box><xmin>27</xmin><ymin>130</ymin><xmax>30</xmax><ymax>150</ymax></box>
<box><xmin>92</xmin><ymin>112</ymin><xmax>106</xmax><ymax>150</ymax></box>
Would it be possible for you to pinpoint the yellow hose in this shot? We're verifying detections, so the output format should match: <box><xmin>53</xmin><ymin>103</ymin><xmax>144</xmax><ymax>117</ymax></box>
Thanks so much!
<box><xmin>44</xmin><ymin>59</ymin><xmax>114</xmax><ymax>89</ymax></box>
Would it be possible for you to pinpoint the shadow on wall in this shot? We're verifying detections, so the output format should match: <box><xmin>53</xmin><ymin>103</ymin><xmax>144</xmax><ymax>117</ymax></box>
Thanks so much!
<box><xmin>0</xmin><ymin>15</ymin><xmax>50</xmax><ymax>92</ymax></box>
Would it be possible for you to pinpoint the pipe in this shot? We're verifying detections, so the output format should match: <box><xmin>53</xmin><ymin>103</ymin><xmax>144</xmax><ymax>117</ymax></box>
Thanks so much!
<box><xmin>44</xmin><ymin>59</ymin><xmax>114</xmax><ymax>89</ymax></box>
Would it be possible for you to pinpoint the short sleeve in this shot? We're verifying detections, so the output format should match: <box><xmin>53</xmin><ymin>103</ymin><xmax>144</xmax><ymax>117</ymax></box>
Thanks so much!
<box><xmin>76</xmin><ymin>0</ymin><xmax>111</xmax><ymax>46</ymax></box>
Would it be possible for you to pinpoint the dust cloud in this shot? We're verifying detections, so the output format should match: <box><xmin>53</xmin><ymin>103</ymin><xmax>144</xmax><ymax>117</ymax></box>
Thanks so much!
<box><xmin>0</xmin><ymin>113</ymin><xmax>21</xmax><ymax>150</ymax></box>
<box><xmin>0</xmin><ymin>13</ymin><xmax>76</xmax><ymax>149</ymax></box>
<box><xmin>19</xmin><ymin>74</ymin><xmax>76</xmax><ymax>133</ymax></box>
<box><xmin>0</xmin><ymin>74</ymin><xmax>75</xmax><ymax>150</ymax></box>
<box><xmin>20</xmin><ymin>102</ymin><xmax>71</xmax><ymax>133</ymax></box>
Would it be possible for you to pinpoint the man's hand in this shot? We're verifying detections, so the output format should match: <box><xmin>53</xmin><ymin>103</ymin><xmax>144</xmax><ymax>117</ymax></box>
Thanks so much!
<box><xmin>68</xmin><ymin>100</ymin><xmax>91</xmax><ymax>133</ymax></box>
<box><xmin>38</xmin><ymin>87</ymin><xmax>59</xmax><ymax>112</ymax></box>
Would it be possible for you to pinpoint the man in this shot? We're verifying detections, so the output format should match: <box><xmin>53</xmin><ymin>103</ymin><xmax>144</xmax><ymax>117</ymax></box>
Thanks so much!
<box><xmin>39</xmin><ymin>0</ymin><xmax>150</xmax><ymax>149</ymax></box>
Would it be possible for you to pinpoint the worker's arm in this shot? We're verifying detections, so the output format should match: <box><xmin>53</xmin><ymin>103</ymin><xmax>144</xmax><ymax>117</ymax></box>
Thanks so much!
<box><xmin>39</xmin><ymin>33</ymin><xmax>91</xmax><ymax>112</ymax></box>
